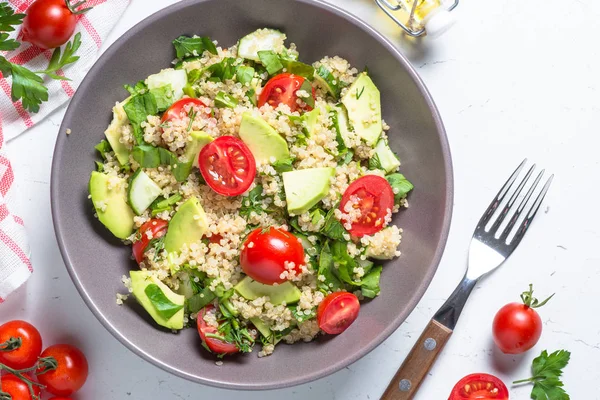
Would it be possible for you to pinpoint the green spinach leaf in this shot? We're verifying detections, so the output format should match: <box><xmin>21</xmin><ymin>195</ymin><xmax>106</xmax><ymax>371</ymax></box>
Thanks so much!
<box><xmin>144</xmin><ymin>283</ymin><xmax>183</xmax><ymax>320</ymax></box>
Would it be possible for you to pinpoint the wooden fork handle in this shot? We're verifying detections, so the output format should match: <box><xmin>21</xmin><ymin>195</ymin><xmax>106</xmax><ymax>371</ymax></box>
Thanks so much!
<box><xmin>380</xmin><ymin>319</ymin><xmax>453</xmax><ymax>400</ymax></box>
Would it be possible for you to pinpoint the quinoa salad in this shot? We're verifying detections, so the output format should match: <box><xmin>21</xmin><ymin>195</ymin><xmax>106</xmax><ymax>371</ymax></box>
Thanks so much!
<box><xmin>89</xmin><ymin>28</ymin><xmax>414</xmax><ymax>358</ymax></box>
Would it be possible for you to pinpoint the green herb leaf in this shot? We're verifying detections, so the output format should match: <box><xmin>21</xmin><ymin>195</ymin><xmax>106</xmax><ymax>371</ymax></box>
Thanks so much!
<box><xmin>297</xmin><ymin>79</ymin><xmax>315</xmax><ymax>108</ymax></box>
<box><xmin>257</xmin><ymin>50</ymin><xmax>284</xmax><ymax>75</ymax></box>
<box><xmin>94</xmin><ymin>139</ymin><xmax>112</xmax><ymax>159</ymax></box>
<box><xmin>368</xmin><ymin>153</ymin><xmax>383</xmax><ymax>170</ymax></box>
<box><xmin>0</xmin><ymin>3</ymin><xmax>25</xmax><ymax>33</ymax></box>
<box><xmin>172</xmin><ymin>35</ymin><xmax>217</xmax><ymax>60</ymax></box>
<box><xmin>514</xmin><ymin>350</ymin><xmax>571</xmax><ymax>400</ymax></box>
<box><xmin>320</xmin><ymin>206</ymin><xmax>349</xmax><ymax>241</ymax></box>
<box><xmin>124</xmin><ymin>80</ymin><xmax>147</xmax><ymax>95</ymax></box>
<box><xmin>95</xmin><ymin>161</ymin><xmax>104</xmax><ymax>172</ymax></box>
<box><xmin>123</xmin><ymin>92</ymin><xmax>158</xmax><ymax>144</ymax></box>
<box><xmin>360</xmin><ymin>266</ymin><xmax>382</xmax><ymax>298</ymax></box>
<box><xmin>386</xmin><ymin>173</ymin><xmax>414</xmax><ymax>204</ymax></box>
<box><xmin>0</xmin><ymin>32</ymin><xmax>19</xmax><ymax>51</ymax></box>
<box><xmin>289</xmin><ymin>305</ymin><xmax>316</xmax><ymax>322</ymax></box>
<box><xmin>355</xmin><ymin>86</ymin><xmax>365</xmax><ymax>100</ymax></box>
<box><xmin>187</xmin><ymin>287</ymin><xmax>216</xmax><ymax>314</ymax></box>
<box><xmin>280</xmin><ymin>59</ymin><xmax>314</xmax><ymax>79</ymax></box>
<box><xmin>0</xmin><ymin>59</ymin><xmax>48</xmax><ymax>113</ymax></box>
<box><xmin>38</xmin><ymin>33</ymin><xmax>82</xmax><ymax>80</ymax></box>
<box><xmin>240</xmin><ymin>185</ymin><xmax>273</xmax><ymax>218</ymax></box>
<box><xmin>149</xmin><ymin>84</ymin><xmax>175</xmax><ymax>112</ymax></box>
<box><xmin>206</xmin><ymin>57</ymin><xmax>237</xmax><ymax>81</ymax></box>
<box><xmin>235</xmin><ymin>65</ymin><xmax>255</xmax><ymax>85</ymax></box>
<box><xmin>132</xmin><ymin>144</ymin><xmax>161</xmax><ymax>168</ymax></box>
<box><xmin>272</xmin><ymin>157</ymin><xmax>294</xmax><ymax>173</ymax></box>
<box><xmin>317</xmin><ymin>241</ymin><xmax>343</xmax><ymax>292</ymax></box>
<box><xmin>246</xmin><ymin>88</ymin><xmax>257</xmax><ymax>106</ymax></box>
<box><xmin>215</xmin><ymin>91</ymin><xmax>238</xmax><ymax>108</ymax></box>
<box><xmin>144</xmin><ymin>283</ymin><xmax>183</xmax><ymax>320</ymax></box>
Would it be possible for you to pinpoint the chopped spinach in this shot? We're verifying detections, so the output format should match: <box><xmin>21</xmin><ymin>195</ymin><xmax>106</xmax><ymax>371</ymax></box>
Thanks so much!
<box><xmin>386</xmin><ymin>173</ymin><xmax>414</xmax><ymax>204</ymax></box>
<box><xmin>235</xmin><ymin>65</ymin><xmax>255</xmax><ymax>85</ymax></box>
<box><xmin>214</xmin><ymin>91</ymin><xmax>238</xmax><ymax>108</ymax></box>
<box><xmin>172</xmin><ymin>35</ymin><xmax>217</xmax><ymax>60</ymax></box>
<box><xmin>320</xmin><ymin>206</ymin><xmax>348</xmax><ymax>241</ymax></box>
<box><xmin>149</xmin><ymin>84</ymin><xmax>174</xmax><ymax>112</ymax></box>
<box><xmin>272</xmin><ymin>157</ymin><xmax>294</xmax><ymax>173</ymax></box>
<box><xmin>123</xmin><ymin>92</ymin><xmax>158</xmax><ymax>144</ymax></box>
<box><xmin>124</xmin><ymin>79</ymin><xmax>147</xmax><ymax>95</ymax></box>
<box><xmin>144</xmin><ymin>283</ymin><xmax>183</xmax><ymax>320</ymax></box>
<box><xmin>94</xmin><ymin>139</ymin><xmax>112</xmax><ymax>159</ymax></box>
<box><xmin>257</xmin><ymin>50</ymin><xmax>283</xmax><ymax>75</ymax></box>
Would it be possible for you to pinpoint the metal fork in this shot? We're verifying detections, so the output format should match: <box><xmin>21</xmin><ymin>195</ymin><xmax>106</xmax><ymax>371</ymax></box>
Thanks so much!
<box><xmin>381</xmin><ymin>159</ymin><xmax>553</xmax><ymax>400</ymax></box>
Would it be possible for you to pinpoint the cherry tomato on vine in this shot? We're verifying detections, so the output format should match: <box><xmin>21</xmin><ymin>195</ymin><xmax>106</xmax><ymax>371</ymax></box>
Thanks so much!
<box><xmin>258</xmin><ymin>73</ymin><xmax>315</xmax><ymax>112</ymax></box>
<box><xmin>0</xmin><ymin>320</ymin><xmax>42</xmax><ymax>369</ymax></box>
<box><xmin>339</xmin><ymin>175</ymin><xmax>395</xmax><ymax>237</ymax></box>
<box><xmin>36</xmin><ymin>344</ymin><xmax>88</xmax><ymax>396</ymax></box>
<box><xmin>240</xmin><ymin>227</ymin><xmax>305</xmax><ymax>285</ymax></box>
<box><xmin>22</xmin><ymin>0</ymin><xmax>90</xmax><ymax>49</ymax></box>
<box><xmin>317</xmin><ymin>292</ymin><xmax>360</xmax><ymax>334</ymax></box>
<box><xmin>198</xmin><ymin>136</ymin><xmax>256</xmax><ymax>196</ymax></box>
<box><xmin>132</xmin><ymin>218</ymin><xmax>168</xmax><ymax>264</ymax></box>
<box><xmin>196</xmin><ymin>305</ymin><xmax>239</xmax><ymax>355</ymax></box>
<box><xmin>448</xmin><ymin>373</ymin><xmax>509</xmax><ymax>400</ymax></box>
<box><xmin>0</xmin><ymin>373</ymin><xmax>41</xmax><ymax>400</ymax></box>
<box><xmin>492</xmin><ymin>284</ymin><xmax>553</xmax><ymax>354</ymax></box>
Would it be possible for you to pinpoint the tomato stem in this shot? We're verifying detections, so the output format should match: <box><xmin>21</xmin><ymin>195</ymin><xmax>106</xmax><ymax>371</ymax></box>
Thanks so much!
<box><xmin>65</xmin><ymin>0</ymin><xmax>92</xmax><ymax>15</ymax></box>
<box><xmin>0</xmin><ymin>361</ymin><xmax>47</xmax><ymax>400</ymax></box>
<box><xmin>34</xmin><ymin>356</ymin><xmax>58</xmax><ymax>376</ymax></box>
<box><xmin>0</xmin><ymin>336</ymin><xmax>22</xmax><ymax>352</ymax></box>
<box><xmin>512</xmin><ymin>375</ymin><xmax>545</xmax><ymax>384</ymax></box>
<box><xmin>520</xmin><ymin>284</ymin><xmax>555</xmax><ymax>309</ymax></box>
<box><xmin>0</xmin><ymin>391</ymin><xmax>12</xmax><ymax>400</ymax></box>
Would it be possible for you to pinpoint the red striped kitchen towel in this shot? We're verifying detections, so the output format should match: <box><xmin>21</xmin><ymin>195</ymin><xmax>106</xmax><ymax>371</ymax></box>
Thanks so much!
<box><xmin>0</xmin><ymin>0</ymin><xmax>130</xmax><ymax>302</ymax></box>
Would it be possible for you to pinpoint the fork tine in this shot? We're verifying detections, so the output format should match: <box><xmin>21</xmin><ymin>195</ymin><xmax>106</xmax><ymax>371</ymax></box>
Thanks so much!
<box><xmin>499</xmin><ymin>169</ymin><xmax>544</xmax><ymax>241</ymax></box>
<box><xmin>476</xmin><ymin>158</ymin><xmax>527</xmax><ymax>230</ymax></box>
<box><xmin>503</xmin><ymin>173</ymin><xmax>553</xmax><ymax>247</ymax></box>
<box><xmin>489</xmin><ymin>163</ymin><xmax>536</xmax><ymax>233</ymax></box>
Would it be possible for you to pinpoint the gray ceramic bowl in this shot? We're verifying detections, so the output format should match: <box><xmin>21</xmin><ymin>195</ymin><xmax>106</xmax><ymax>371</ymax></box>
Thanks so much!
<box><xmin>51</xmin><ymin>0</ymin><xmax>452</xmax><ymax>390</ymax></box>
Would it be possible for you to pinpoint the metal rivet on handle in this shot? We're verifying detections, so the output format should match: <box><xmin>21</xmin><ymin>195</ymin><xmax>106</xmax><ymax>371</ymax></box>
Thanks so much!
<box><xmin>399</xmin><ymin>379</ymin><xmax>411</xmax><ymax>392</ymax></box>
<box><xmin>424</xmin><ymin>338</ymin><xmax>437</xmax><ymax>351</ymax></box>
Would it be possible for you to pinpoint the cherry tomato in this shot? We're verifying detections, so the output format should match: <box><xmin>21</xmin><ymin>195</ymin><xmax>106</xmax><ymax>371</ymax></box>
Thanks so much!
<box><xmin>317</xmin><ymin>292</ymin><xmax>360</xmax><ymax>334</ymax></box>
<box><xmin>49</xmin><ymin>398</ymin><xmax>73</xmax><ymax>400</ymax></box>
<box><xmin>0</xmin><ymin>373</ymin><xmax>41</xmax><ymax>400</ymax></box>
<box><xmin>207</xmin><ymin>234</ymin><xmax>223</xmax><ymax>244</ymax></box>
<box><xmin>0</xmin><ymin>320</ymin><xmax>42</xmax><ymax>369</ymax></box>
<box><xmin>132</xmin><ymin>219</ymin><xmax>168</xmax><ymax>264</ymax></box>
<box><xmin>22</xmin><ymin>0</ymin><xmax>81</xmax><ymax>49</ymax></box>
<box><xmin>240</xmin><ymin>227</ymin><xmax>305</xmax><ymax>285</ymax></box>
<box><xmin>492</xmin><ymin>302</ymin><xmax>542</xmax><ymax>354</ymax></box>
<box><xmin>196</xmin><ymin>305</ymin><xmax>239</xmax><ymax>355</ymax></box>
<box><xmin>448</xmin><ymin>373</ymin><xmax>509</xmax><ymax>400</ymax></box>
<box><xmin>258</xmin><ymin>73</ymin><xmax>315</xmax><ymax>112</ymax></box>
<box><xmin>198</xmin><ymin>136</ymin><xmax>256</xmax><ymax>196</ymax></box>
<box><xmin>339</xmin><ymin>175</ymin><xmax>395</xmax><ymax>237</ymax></box>
<box><xmin>161</xmin><ymin>98</ymin><xmax>208</xmax><ymax>124</ymax></box>
<box><xmin>36</xmin><ymin>344</ymin><xmax>88</xmax><ymax>396</ymax></box>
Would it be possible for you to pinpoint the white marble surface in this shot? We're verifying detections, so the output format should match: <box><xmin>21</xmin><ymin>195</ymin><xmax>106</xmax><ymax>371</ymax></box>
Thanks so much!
<box><xmin>2</xmin><ymin>0</ymin><xmax>599</xmax><ymax>398</ymax></box>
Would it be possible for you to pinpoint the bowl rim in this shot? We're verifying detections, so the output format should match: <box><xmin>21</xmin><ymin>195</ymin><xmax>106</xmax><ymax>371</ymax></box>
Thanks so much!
<box><xmin>51</xmin><ymin>0</ymin><xmax>453</xmax><ymax>390</ymax></box>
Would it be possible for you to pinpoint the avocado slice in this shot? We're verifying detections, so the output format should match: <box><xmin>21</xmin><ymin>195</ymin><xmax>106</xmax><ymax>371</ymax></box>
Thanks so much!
<box><xmin>234</xmin><ymin>276</ymin><xmax>301</xmax><ymax>305</ymax></box>
<box><xmin>89</xmin><ymin>171</ymin><xmax>135</xmax><ymax>239</ymax></box>
<box><xmin>130</xmin><ymin>270</ymin><xmax>184</xmax><ymax>330</ymax></box>
<box><xmin>184</xmin><ymin>131</ymin><xmax>213</xmax><ymax>168</ymax></box>
<box><xmin>239</xmin><ymin>113</ymin><xmax>289</xmax><ymax>164</ymax></box>
<box><xmin>374</xmin><ymin>139</ymin><xmax>400</xmax><ymax>173</ymax></box>
<box><xmin>332</xmin><ymin>105</ymin><xmax>352</xmax><ymax>148</ymax></box>
<box><xmin>104</xmin><ymin>100</ymin><xmax>131</xmax><ymax>166</ymax></box>
<box><xmin>163</xmin><ymin>196</ymin><xmax>208</xmax><ymax>253</ymax></box>
<box><xmin>341</xmin><ymin>72</ymin><xmax>382</xmax><ymax>146</ymax></box>
<box><xmin>282</xmin><ymin>167</ymin><xmax>335</xmax><ymax>216</ymax></box>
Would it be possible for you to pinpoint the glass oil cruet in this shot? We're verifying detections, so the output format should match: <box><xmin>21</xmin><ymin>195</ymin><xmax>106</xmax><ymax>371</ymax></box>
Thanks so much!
<box><xmin>375</xmin><ymin>0</ymin><xmax>458</xmax><ymax>37</ymax></box>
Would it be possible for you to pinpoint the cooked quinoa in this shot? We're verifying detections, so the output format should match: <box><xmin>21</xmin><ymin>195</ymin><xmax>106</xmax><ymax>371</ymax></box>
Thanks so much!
<box><xmin>90</xmin><ymin>28</ymin><xmax>414</xmax><ymax>358</ymax></box>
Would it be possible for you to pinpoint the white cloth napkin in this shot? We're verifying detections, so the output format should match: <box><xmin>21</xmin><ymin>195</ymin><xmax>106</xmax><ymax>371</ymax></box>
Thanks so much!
<box><xmin>0</xmin><ymin>0</ymin><xmax>130</xmax><ymax>302</ymax></box>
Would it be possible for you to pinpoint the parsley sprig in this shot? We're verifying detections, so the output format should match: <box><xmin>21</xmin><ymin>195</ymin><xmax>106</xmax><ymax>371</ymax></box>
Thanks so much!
<box><xmin>0</xmin><ymin>2</ymin><xmax>84</xmax><ymax>112</ymax></box>
<box><xmin>514</xmin><ymin>349</ymin><xmax>571</xmax><ymax>400</ymax></box>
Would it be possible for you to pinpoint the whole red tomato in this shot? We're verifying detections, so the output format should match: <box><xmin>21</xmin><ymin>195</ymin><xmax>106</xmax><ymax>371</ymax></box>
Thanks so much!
<box><xmin>0</xmin><ymin>373</ymin><xmax>42</xmax><ymax>400</ymax></box>
<box><xmin>240</xmin><ymin>227</ymin><xmax>305</xmax><ymax>284</ymax></box>
<box><xmin>36</xmin><ymin>344</ymin><xmax>88</xmax><ymax>396</ymax></box>
<box><xmin>0</xmin><ymin>320</ymin><xmax>42</xmax><ymax>369</ymax></box>
<box><xmin>22</xmin><ymin>0</ymin><xmax>89</xmax><ymax>49</ymax></box>
<box><xmin>492</xmin><ymin>284</ymin><xmax>553</xmax><ymax>354</ymax></box>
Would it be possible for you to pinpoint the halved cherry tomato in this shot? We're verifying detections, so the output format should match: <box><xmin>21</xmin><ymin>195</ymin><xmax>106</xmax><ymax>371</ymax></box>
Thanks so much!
<box><xmin>36</xmin><ymin>344</ymin><xmax>88</xmax><ymax>396</ymax></box>
<box><xmin>240</xmin><ymin>227</ymin><xmax>305</xmax><ymax>285</ymax></box>
<box><xmin>132</xmin><ymin>219</ymin><xmax>168</xmax><ymax>264</ymax></box>
<box><xmin>0</xmin><ymin>320</ymin><xmax>42</xmax><ymax>369</ymax></box>
<box><xmin>339</xmin><ymin>175</ymin><xmax>394</xmax><ymax>237</ymax></box>
<box><xmin>448</xmin><ymin>373</ymin><xmax>509</xmax><ymax>400</ymax></box>
<box><xmin>161</xmin><ymin>98</ymin><xmax>208</xmax><ymax>124</ymax></box>
<box><xmin>0</xmin><ymin>373</ymin><xmax>41</xmax><ymax>400</ymax></box>
<box><xmin>258</xmin><ymin>73</ymin><xmax>315</xmax><ymax>112</ymax></box>
<box><xmin>207</xmin><ymin>234</ymin><xmax>223</xmax><ymax>244</ymax></box>
<box><xmin>198</xmin><ymin>136</ymin><xmax>256</xmax><ymax>196</ymax></box>
<box><xmin>196</xmin><ymin>305</ymin><xmax>239</xmax><ymax>355</ymax></box>
<box><xmin>317</xmin><ymin>292</ymin><xmax>360</xmax><ymax>334</ymax></box>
